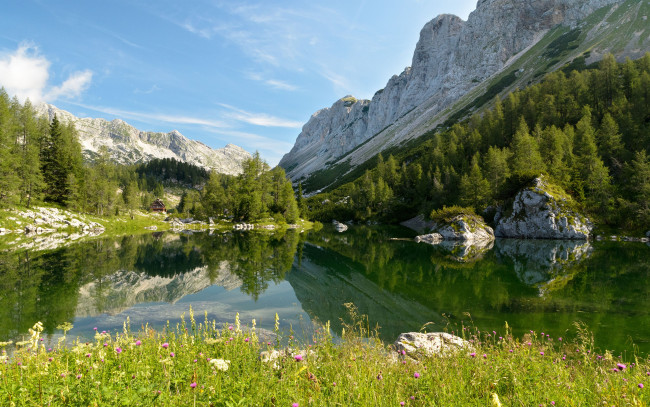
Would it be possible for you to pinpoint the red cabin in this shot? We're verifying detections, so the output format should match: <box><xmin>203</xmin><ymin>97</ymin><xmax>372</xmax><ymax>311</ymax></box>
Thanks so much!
<box><xmin>150</xmin><ymin>198</ymin><xmax>166</xmax><ymax>213</ymax></box>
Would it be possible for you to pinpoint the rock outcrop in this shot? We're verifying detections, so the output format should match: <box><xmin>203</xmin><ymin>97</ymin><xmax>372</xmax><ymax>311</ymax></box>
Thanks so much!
<box><xmin>431</xmin><ymin>214</ymin><xmax>495</xmax><ymax>242</ymax></box>
<box><xmin>495</xmin><ymin>177</ymin><xmax>593</xmax><ymax>239</ymax></box>
<box><xmin>414</xmin><ymin>233</ymin><xmax>442</xmax><ymax>244</ymax></box>
<box><xmin>394</xmin><ymin>332</ymin><xmax>471</xmax><ymax>357</ymax></box>
<box><xmin>35</xmin><ymin>104</ymin><xmax>251</xmax><ymax>175</ymax></box>
<box><xmin>280</xmin><ymin>0</ymin><xmax>638</xmax><ymax>191</ymax></box>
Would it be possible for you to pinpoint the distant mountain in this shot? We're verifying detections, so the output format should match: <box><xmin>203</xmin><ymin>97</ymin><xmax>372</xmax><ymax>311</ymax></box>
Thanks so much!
<box><xmin>35</xmin><ymin>104</ymin><xmax>251</xmax><ymax>175</ymax></box>
<box><xmin>280</xmin><ymin>0</ymin><xmax>649</xmax><ymax>192</ymax></box>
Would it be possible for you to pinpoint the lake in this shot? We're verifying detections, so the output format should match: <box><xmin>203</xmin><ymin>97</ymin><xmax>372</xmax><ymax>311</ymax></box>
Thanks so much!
<box><xmin>2</xmin><ymin>225</ymin><xmax>649</xmax><ymax>355</ymax></box>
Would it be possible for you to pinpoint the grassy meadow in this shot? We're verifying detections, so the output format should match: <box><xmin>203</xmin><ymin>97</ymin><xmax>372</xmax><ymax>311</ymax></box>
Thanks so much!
<box><xmin>1</xmin><ymin>306</ymin><xmax>648</xmax><ymax>406</ymax></box>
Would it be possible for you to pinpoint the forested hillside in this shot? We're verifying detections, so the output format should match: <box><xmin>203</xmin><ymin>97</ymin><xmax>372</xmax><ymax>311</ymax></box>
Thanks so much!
<box><xmin>179</xmin><ymin>153</ymin><xmax>301</xmax><ymax>223</ymax></box>
<box><xmin>0</xmin><ymin>90</ymin><xmax>300</xmax><ymax>223</ymax></box>
<box><xmin>307</xmin><ymin>54</ymin><xmax>650</xmax><ymax>232</ymax></box>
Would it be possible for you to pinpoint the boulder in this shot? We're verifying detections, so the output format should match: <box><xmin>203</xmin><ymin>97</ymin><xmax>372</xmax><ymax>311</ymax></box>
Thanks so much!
<box><xmin>332</xmin><ymin>220</ymin><xmax>348</xmax><ymax>232</ymax></box>
<box><xmin>431</xmin><ymin>214</ymin><xmax>494</xmax><ymax>242</ymax></box>
<box><xmin>495</xmin><ymin>176</ymin><xmax>592</xmax><ymax>239</ymax></box>
<box><xmin>394</xmin><ymin>332</ymin><xmax>471</xmax><ymax>358</ymax></box>
<box><xmin>414</xmin><ymin>233</ymin><xmax>443</xmax><ymax>244</ymax></box>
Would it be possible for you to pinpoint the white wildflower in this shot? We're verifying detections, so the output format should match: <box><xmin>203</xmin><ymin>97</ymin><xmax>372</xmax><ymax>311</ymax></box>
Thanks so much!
<box><xmin>209</xmin><ymin>358</ymin><xmax>230</xmax><ymax>371</ymax></box>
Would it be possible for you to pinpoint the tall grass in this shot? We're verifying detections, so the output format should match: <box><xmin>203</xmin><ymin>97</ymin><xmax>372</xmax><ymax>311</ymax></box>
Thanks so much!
<box><xmin>1</xmin><ymin>307</ymin><xmax>648</xmax><ymax>406</ymax></box>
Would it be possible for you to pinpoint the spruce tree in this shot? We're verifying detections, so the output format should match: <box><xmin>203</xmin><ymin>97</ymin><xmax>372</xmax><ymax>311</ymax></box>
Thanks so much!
<box><xmin>510</xmin><ymin>118</ymin><xmax>545</xmax><ymax>176</ymax></box>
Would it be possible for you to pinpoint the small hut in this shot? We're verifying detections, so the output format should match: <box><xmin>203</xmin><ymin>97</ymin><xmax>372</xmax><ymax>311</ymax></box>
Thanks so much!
<box><xmin>150</xmin><ymin>198</ymin><xmax>166</xmax><ymax>213</ymax></box>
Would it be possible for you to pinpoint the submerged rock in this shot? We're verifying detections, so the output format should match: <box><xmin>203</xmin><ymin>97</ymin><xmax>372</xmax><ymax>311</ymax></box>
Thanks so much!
<box><xmin>394</xmin><ymin>332</ymin><xmax>471</xmax><ymax>357</ymax></box>
<box><xmin>495</xmin><ymin>176</ymin><xmax>592</xmax><ymax>239</ymax></box>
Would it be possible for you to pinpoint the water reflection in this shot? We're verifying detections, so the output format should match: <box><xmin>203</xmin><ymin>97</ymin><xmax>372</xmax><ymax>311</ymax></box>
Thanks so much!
<box><xmin>1</xmin><ymin>226</ymin><xmax>649</xmax><ymax>353</ymax></box>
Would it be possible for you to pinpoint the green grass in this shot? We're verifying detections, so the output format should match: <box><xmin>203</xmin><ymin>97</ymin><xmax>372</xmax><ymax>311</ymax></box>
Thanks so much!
<box><xmin>2</xmin><ymin>308</ymin><xmax>649</xmax><ymax>406</ymax></box>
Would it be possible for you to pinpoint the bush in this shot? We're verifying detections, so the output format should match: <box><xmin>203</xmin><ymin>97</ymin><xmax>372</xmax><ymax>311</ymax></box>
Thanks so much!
<box><xmin>430</xmin><ymin>205</ymin><xmax>477</xmax><ymax>223</ymax></box>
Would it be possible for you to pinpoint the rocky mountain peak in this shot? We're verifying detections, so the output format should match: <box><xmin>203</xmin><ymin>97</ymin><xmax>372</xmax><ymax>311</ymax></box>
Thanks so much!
<box><xmin>35</xmin><ymin>103</ymin><xmax>252</xmax><ymax>175</ymax></box>
<box><xmin>280</xmin><ymin>0</ymin><xmax>631</xmax><ymax>191</ymax></box>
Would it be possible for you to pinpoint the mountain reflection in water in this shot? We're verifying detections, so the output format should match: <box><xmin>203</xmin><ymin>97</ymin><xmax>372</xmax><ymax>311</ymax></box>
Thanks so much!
<box><xmin>1</xmin><ymin>226</ymin><xmax>649</xmax><ymax>353</ymax></box>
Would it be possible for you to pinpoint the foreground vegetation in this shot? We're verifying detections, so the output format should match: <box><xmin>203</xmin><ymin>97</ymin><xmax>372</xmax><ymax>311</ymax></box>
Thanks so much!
<box><xmin>2</xmin><ymin>308</ymin><xmax>649</xmax><ymax>406</ymax></box>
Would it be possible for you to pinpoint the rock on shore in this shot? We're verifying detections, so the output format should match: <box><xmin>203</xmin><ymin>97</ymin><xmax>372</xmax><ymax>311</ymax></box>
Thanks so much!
<box><xmin>495</xmin><ymin>176</ymin><xmax>592</xmax><ymax>239</ymax></box>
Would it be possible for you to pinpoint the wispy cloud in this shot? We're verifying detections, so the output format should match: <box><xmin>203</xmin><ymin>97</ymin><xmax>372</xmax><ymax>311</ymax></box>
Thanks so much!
<box><xmin>0</xmin><ymin>43</ymin><xmax>93</xmax><ymax>103</ymax></box>
<box><xmin>72</xmin><ymin>103</ymin><xmax>230</xmax><ymax>129</ymax></box>
<box><xmin>219</xmin><ymin>104</ymin><xmax>302</xmax><ymax>128</ymax></box>
<box><xmin>134</xmin><ymin>84</ymin><xmax>161</xmax><ymax>94</ymax></box>
<box><xmin>246</xmin><ymin>72</ymin><xmax>298</xmax><ymax>91</ymax></box>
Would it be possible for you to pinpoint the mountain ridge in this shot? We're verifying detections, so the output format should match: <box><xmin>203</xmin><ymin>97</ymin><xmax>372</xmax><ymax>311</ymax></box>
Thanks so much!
<box><xmin>280</xmin><ymin>0</ymin><xmax>648</xmax><ymax>193</ymax></box>
<box><xmin>35</xmin><ymin>103</ymin><xmax>251</xmax><ymax>176</ymax></box>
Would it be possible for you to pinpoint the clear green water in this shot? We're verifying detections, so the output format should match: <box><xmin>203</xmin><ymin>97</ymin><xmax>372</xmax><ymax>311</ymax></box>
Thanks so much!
<box><xmin>1</xmin><ymin>226</ymin><xmax>649</xmax><ymax>354</ymax></box>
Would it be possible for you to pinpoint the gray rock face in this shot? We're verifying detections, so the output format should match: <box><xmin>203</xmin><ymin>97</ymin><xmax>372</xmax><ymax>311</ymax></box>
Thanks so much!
<box><xmin>280</xmin><ymin>0</ymin><xmax>626</xmax><ymax>188</ymax></box>
<box><xmin>432</xmin><ymin>215</ymin><xmax>495</xmax><ymax>242</ymax></box>
<box><xmin>35</xmin><ymin>104</ymin><xmax>251</xmax><ymax>175</ymax></box>
<box><xmin>495</xmin><ymin>177</ymin><xmax>593</xmax><ymax>239</ymax></box>
<box><xmin>394</xmin><ymin>332</ymin><xmax>471</xmax><ymax>358</ymax></box>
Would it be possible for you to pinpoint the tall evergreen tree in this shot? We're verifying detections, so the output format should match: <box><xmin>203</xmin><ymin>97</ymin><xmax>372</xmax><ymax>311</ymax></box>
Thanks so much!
<box><xmin>510</xmin><ymin>118</ymin><xmax>545</xmax><ymax>176</ymax></box>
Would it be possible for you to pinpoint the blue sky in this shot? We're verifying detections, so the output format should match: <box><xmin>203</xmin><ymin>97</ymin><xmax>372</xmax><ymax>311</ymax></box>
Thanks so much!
<box><xmin>0</xmin><ymin>0</ymin><xmax>476</xmax><ymax>165</ymax></box>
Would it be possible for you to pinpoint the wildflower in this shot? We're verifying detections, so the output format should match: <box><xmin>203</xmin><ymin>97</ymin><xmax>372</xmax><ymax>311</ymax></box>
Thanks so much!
<box><xmin>509</xmin><ymin>349</ymin><xmax>513</xmax><ymax>353</ymax></box>
<box><xmin>410</xmin><ymin>396</ymin><xmax>415</xmax><ymax>400</ymax></box>
<box><xmin>162</xmin><ymin>343</ymin><xmax>169</xmax><ymax>349</ymax></box>
<box><xmin>377</xmin><ymin>373</ymin><xmax>383</xmax><ymax>380</ymax></box>
<box><xmin>76</xmin><ymin>374</ymin><xmax>82</xmax><ymax>379</ymax></box>
<box><xmin>190</xmin><ymin>382</ymin><xmax>197</xmax><ymax>388</ymax></box>
<box><xmin>294</xmin><ymin>354</ymin><xmax>303</xmax><ymax>362</ymax></box>
<box><xmin>558</xmin><ymin>337</ymin><xmax>562</xmax><ymax>341</ymax></box>
<box><xmin>115</xmin><ymin>347</ymin><xmax>122</xmax><ymax>354</ymax></box>
<box><xmin>483</xmin><ymin>354</ymin><xmax>487</xmax><ymax>359</ymax></box>
<box><xmin>228</xmin><ymin>325</ymin><xmax>233</xmax><ymax>331</ymax></box>
<box><xmin>194</xmin><ymin>359</ymin><xmax>197</xmax><ymax>363</ymax></box>
<box><xmin>103</xmin><ymin>343</ymin><xmax>108</xmax><ymax>347</ymax></box>
<box><xmin>551</xmin><ymin>402</ymin><xmax>555</xmax><ymax>405</ymax></box>
<box><xmin>470</xmin><ymin>353</ymin><xmax>476</xmax><ymax>357</ymax></box>
<box><xmin>93</xmin><ymin>327</ymin><xmax>97</xmax><ymax>331</ymax></box>
<box><xmin>60</xmin><ymin>373</ymin><xmax>65</xmax><ymax>377</ymax></box>
<box><xmin>639</xmin><ymin>383</ymin><xmax>644</xmax><ymax>389</ymax></box>
<box><xmin>617</xmin><ymin>363</ymin><xmax>627</xmax><ymax>370</ymax></box>
<box><xmin>245</xmin><ymin>338</ymin><xmax>249</xmax><ymax>343</ymax></box>
<box><xmin>540</xmin><ymin>352</ymin><xmax>544</xmax><ymax>356</ymax></box>
<box><xmin>209</xmin><ymin>358</ymin><xmax>230</xmax><ymax>371</ymax></box>
<box><xmin>135</xmin><ymin>340</ymin><xmax>141</xmax><ymax>346</ymax></box>
<box><xmin>170</xmin><ymin>352</ymin><xmax>175</xmax><ymax>357</ymax></box>
<box><xmin>414</xmin><ymin>372</ymin><xmax>420</xmax><ymax>379</ymax></box>
<box><xmin>86</xmin><ymin>353</ymin><xmax>91</xmax><ymax>358</ymax></box>
<box><xmin>400</xmin><ymin>402</ymin><xmax>405</xmax><ymax>406</ymax></box>
<box><xmin>333</xmin><ymin>382</ymin><xmax>337</xmax><ymax>386</ymax></box>
<box><xmin>292</xmin><ymin>404</ymin><xmax>299</xmax><ymax>407</ymax></box>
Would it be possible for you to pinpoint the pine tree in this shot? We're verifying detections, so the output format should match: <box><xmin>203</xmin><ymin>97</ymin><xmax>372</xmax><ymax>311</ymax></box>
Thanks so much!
<box><xmin>628</xmin><ymin>150</ymin><xmax>650</xmax><ymax>224</ymax></box>
<box><xmin>510</xmin><ymin>118</ymin><xmax>545</xmax><ymax>176</ymax></box>
<box><xmin>483</xmin><ymin>146</ymin><xmax>511</xmax><ymax>198</ymax></box>
<box><xmin>0</xmin><ymin>90</ymin><xmax>20</xmax><ymax>205</ymax></box>
<box><xmin>459</xmin><ymin>153</ymin><xmax>490</xmax><ymax>208</ymax></box>
<box><xmin>574</xmin><ymin>107</ymin><xmax>611</xmax><ymax>207</ymax></box>
<box><xmin>16</xmin><ymin>100</ymin><xmax>45</xmax><ymax>208</ymax></box>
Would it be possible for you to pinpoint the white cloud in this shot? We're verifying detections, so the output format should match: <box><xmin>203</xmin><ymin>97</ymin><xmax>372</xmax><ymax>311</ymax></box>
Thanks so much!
<box><xmin>0</xmin><ymin>43</ymin><xmax>50</xmax><ymax>103</ymax></box>
<box><xmin>0</xmin><ymin>43</ymin><xmax>92</xmax><ymax>103</ymax></box>
<box><xmin>46</xmin><ymin>70</ymin><xmax>93</xmax><ymax>100</ymax></box>
<box><xmin>219</xmin><ymin>104</ymin><xmax>302</xmax><ymax>128</ymax></box>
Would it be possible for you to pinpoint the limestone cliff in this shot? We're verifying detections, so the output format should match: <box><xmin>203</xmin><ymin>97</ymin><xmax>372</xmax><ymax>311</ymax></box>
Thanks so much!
<box><xmin>281</xmin><ymin>0</ymin><xmax>645</xmax><ymax>192</ymax></box>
